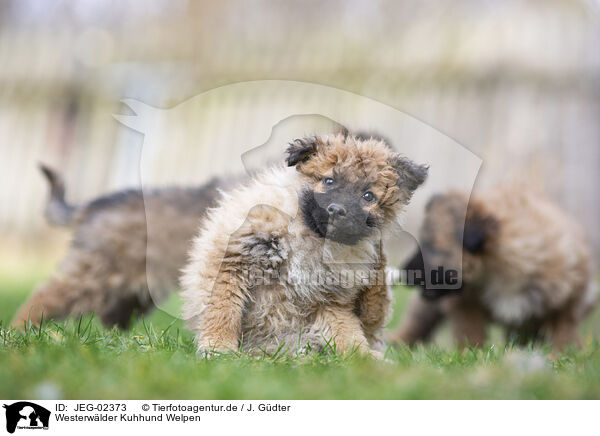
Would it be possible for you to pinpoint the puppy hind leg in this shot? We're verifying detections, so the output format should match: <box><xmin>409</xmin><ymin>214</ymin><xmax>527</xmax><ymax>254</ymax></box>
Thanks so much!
<box><xmin>11</xmin><ymin>257</ymin><xmax>147</xmax><ymax>330</ymax></box>
<box><xmin>11</xmin><ymin>275</ymin><xmax>91</xmax><ymax>328</ymax></box>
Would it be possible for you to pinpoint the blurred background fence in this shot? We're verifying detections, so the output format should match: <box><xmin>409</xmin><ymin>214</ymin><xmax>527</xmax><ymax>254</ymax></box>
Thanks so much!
<box><xmin>0</xmin><ymin>0</ymin><xmax>599</xmax><ymax>266</ymax></box>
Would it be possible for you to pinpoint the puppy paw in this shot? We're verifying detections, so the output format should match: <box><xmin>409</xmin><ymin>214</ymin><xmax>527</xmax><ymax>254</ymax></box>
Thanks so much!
<box><xmin>196</xmin><ymin>342</ymin><xmax>237</xmax><ymax>359</ymax></box>
<box><xmin>196</xmin><ymin>348</ymin><xmax>218</xmax><ymax>359</ymax></box>
<box><xmin>368</xmin><ymin>349</ymin><xmax>386</xmax><ymax>360</ymax></box>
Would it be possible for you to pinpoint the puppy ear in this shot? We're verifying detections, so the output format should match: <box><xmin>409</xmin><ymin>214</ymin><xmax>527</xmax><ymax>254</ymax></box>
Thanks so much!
<box><xmin>462</xmin><ymin>211</ymin><xmax>498</xmax><ymax>254</ymax></box>
<box><xmin>286</xmin><ymin>137</ymin><xmax>320</xmax><ymax>167</ymax></box>
<box><xmin>390</xmin><ymin>155</ymin><xmax>429</xmax><ymax>191</ymax></box>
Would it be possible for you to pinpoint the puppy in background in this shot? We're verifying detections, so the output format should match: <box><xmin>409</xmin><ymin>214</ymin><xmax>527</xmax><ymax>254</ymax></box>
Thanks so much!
<box><xmin>181</xmin><ymin>133</ymin><xmax>428</xmax><ymax>356</ymax></box>
<box><xmin>12</xmin><ymin>165</ymin><xmax>228</xmax><ymax>329</ymax></box>
<box><xmin>392</xmin><ymin>186</ymin><xmax>596</xmax><ymax>350</ymax></box>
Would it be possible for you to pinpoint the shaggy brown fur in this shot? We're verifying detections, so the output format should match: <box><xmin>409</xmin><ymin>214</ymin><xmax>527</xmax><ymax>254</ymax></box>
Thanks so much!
<box><xmin>180</xmin><ymin>133</ymin><xmax>428</xmax><ymax>357</ymax></box>
<box><xmin>391</xmin><ymin>187</ymin><xmax>596</xmax><ymax>350</ymax></box>
<box><xmin>12</xmin><ymin>165</ymin><xmax>226</xmax><ymax>329</ymax></box>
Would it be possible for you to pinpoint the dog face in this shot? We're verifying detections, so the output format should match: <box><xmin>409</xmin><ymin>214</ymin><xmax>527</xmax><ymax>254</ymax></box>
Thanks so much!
<box><xmin>403</xmin><ymin>192</ymin><xmax>499</xmax><ymax>299</ymax></box>
<box><xmin>287</xmin><ymin>134</ymin><xmax>428</xmax><ymax>245</ymax></box>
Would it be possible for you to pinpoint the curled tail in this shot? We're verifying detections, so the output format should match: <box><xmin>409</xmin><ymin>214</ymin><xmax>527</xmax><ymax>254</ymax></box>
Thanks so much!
<box><xmin>39</xmin><ymin>163</ymin><xmax>76</xmax><ymax>226</ymax></box>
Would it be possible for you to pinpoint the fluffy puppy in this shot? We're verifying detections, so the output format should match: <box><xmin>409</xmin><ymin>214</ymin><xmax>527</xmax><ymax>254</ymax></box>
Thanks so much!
<box><xmin>391</xmin><ymin>187</ymin><xmax>596</xmax><ymax>350</ymax></box>
<box><xmin>181</xmin><ymin>134</ymin><xmax>428</xmax><ymax>356</ymax></box>
<box><xmin>12</xmin><ymin>165</ymin><xmax>226</xmax><ymax>329</ymax></box>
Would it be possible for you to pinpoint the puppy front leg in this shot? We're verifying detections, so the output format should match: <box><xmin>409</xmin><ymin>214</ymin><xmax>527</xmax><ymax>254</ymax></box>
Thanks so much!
<box><xmin>447</xmin><ymin>303</ymin><xmax>487</xmax><ymax>348</ymax></box>
<box><xmin>548</xmin><ymin>312</ymin><xmax>581</xmax><ymax>351</ymax></box>
<box><xmin>353</xmin><ymin>254</ymin><xmax>391</xmax><ymax>349</ymax></box>
<box><xmin>320</xmin><ymin>307</ymin><xmax>377</xmax><ymax>357</ymax></box>
<box><xmin>389</xmin><ymin>294</ymin><xmax>444</xmax><ymax>346</ymax></box>
<box><xmin>195</xmin><ymin>270</ymin><xmax>246</xmax><ymax>355</ymax></box>
<box><xmin>354</xmin><ymin>283</ymin><xmax>391</xmax><ymax>348</ymax></box>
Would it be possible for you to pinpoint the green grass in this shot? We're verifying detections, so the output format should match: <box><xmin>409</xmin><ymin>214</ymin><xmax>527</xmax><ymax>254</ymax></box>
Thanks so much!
<box><xmin>1</xmin><ymin>272</ymin><xmax>600</xmax><ymax>399</ymax></box>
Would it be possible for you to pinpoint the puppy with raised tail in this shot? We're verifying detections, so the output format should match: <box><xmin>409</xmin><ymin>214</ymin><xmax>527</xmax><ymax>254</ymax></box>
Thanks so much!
<box><xmin>13</xmin><ymin>165</ymin><xmax>227</xmax><ymax>329</ymax></box>
<box><xmin>181</xmin><ymin>133</ymin><xmax>428</xmax><ymax>356</ymax></box>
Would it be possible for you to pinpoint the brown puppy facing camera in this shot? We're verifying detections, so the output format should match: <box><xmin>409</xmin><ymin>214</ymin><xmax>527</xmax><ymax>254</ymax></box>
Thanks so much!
<box><xmin>181</xmin><ymin>133</ymin><xmax>428</xmax><ymax>357</ymax></box>
<box><xmin>392</xmin><ymin>187</ymin><xmax>596</xmax><ymax>350</ymax></box>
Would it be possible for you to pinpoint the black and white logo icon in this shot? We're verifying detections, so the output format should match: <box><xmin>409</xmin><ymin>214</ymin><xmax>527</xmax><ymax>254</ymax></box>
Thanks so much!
<box><xmin>3</xmin><ymin>402</ymin><xmax>50</xmax><ymax>434</ymax></box>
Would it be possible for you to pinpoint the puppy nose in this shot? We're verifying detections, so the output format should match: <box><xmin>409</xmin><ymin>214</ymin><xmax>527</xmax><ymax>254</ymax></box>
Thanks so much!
<box><xmin>327</xmin><ymin>203</ymin><xmax>347</xmax><ymax>218</ymax></box>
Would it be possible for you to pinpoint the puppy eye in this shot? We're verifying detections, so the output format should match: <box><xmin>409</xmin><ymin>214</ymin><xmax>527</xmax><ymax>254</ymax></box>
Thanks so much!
<box><xmin>323</xmin><ymin>177</ymin><xmax>335</xmax><ymax>186</ymax></box>
<box><xmin>362</xmin><ymin>191</ymin><xmax>376</xmax><ymax>202</ymax></box>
